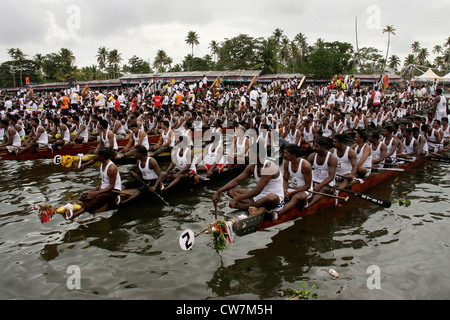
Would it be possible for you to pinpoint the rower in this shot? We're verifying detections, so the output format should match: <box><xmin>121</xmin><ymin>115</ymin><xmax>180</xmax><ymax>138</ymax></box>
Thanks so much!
<box><xmin>110</xmin><ymin>112</ymin><xmax>127</xmax><ymax>139</ymax></box>
<box><xmin>196</xmin><ymin>133</ymin><xmax>225</xmax><ymax>178</ymax></box>
<box><xmin>120</xmin><ymin>145</ymin><xmax>163</xmax><ymax>206</ymax></box>
<box><xmin>98</xmin><ymin>119</ymin><xmax>119</xmax><ymax>155</ymax></box>
<box><xmin>284</xmin><ymin>120</ymin><xmax>301</xmax><ymax>146</ymax></box>
<box><xmin>71</xmin><ymin>115</ymin><xmax>89</xmax><ymax>144</ymax></box>
<box><xmin>400</xmin><ymin>127</ymin><xmax>419</xmax><ymax>160</ymax></box>
<box><xmin>16</xmin><ymin>118</ymin><xmax>49</xmax><ymax>155</ymax></box>
<box><xmin>0</xmin><ymin>119</ymin><xmax>21</xmax><ymax>153</ymax></box>
<box><xmin>307</xmin><ymin>137</ymin><xmax>338</xmax><ymax>207</ymax></box>
<box><xmin>441</xmin><ymin>117</ymin><xmax>450</xmax><ymax>149</ymax></box>
<box><xmin>51</xmin><ymin>117</ymin><xmax>71</xmax><ymax>147</ymax></box>
<box><xmin>117</xmin><ymin>122</ymin><xmax>150</xmax><ymax>159</ymax></box>
<box><xmin>424</xmin><ymin>120</ymin><xmax>442</xmax><ymax>153</ymax></box>
<box><xmin>369</xmin><ymin>131</ymin><xmax>387</xmax><ymax>168</ymax></box>
<box><xmin>227</xmin><ymin>125</ymin><xmax>249</xmax><ymax>166</ymax></box>
<box><xmin>149</xmin><ymin>120</ymin><xmax>175</xmax><ymax>157</ymax></box>
<box><xmin>69</xmin><ymin>147</ymin><xmax>122</xmax><ymax>220</ymax></box>
<box><xmin>80</xmin><ymin>119</ymin><xmax>119</xmax><ymax>168</ymax></box>
<box><xmin>331</xmin><ymin>134</ymin><xmax>357</xmax><ymax>189</ymax></box>
<box><xmin>213</xmin><ymin>141</ymin><xmax>284</xmax><ymax>220</ymax></box>
<box><xmin>301</xmin><ymin>118</ymin><xmax>316</xmax><ymax>147</ymax></box>
<box><xmin>381</xmin><ymin>125</ymin><xmax>401</xmax><ymax>165</ymax></box>
<box><xmin>351</xmin><ymin>130</ymin><xmax>373</xmax><ymax>178</ymax></box>
<box><xmin>277</xmin><ymin>144</ymin><xmax>313</xmax><ymax>218</ymax></box>
<box><xmin>411</xmin><ymin>127</ymin><xmax>429</xmax><ymax>157</ymax></box>
<box><xmin>159</xmin><ymin>135</ymin><xmax>194</xmax><ymax>194</ymax></box>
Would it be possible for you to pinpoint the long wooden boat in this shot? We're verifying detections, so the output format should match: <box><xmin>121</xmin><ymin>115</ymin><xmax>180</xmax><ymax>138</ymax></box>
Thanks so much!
<box><xmin>0</xmin><ymin>138</ymin><xmax>129</xmax><ymax>161</ymax></box>
<box><xmin>38</xmin><ymin>164</ymin><xmax>248</xmax><ymax>223</ymax></box>
<box><xmin>218</xmin><ymin>156</ymin><xmax>429</xmax><ymax>237</ymax></box>
<box><xmin>0</xmin><ymin>126</ymin><xmax>242</xmax><ymax>162</ymax></box>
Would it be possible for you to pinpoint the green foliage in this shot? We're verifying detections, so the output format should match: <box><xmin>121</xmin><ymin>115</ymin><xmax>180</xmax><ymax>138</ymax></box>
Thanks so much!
<box><xmin>122</xmin><ymin>55</ymin><xmax>152</xmax><ymax>74</ymax></box>
<box><xmin>285</xmin><ymin>282</ymin><xmax>321</xmax><ymax>300</ymax></box>
<box><xmin>212</xmin><ymin>221</ymin><xmax>229</xmax><ymax>253</ymax></box>
<box><xmin>393</xmin><ymin>198</ymin><xmax>411</xmax><ymax>207</ymax></box>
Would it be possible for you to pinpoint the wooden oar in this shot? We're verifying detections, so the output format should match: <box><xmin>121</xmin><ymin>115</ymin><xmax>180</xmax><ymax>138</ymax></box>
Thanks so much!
<box><xmin>328</xmin><ymin>186</ymin><xmax>392</xmax><ymax>208</ymax></box>
<box><xmin>425</xmin><ymin>155</ymin><xmax>450</xmax><ymax>164</ymax></box>
<box><xmin>311</xmin><ymin>190</ymin><xmax>349</xmax><ymax>202</ymax></box>
<box><xmin>367</xmin><ymin>167</ymin><xmax>405</xmax><ymax>172</ymax></box>
<box><xmin>393</xmin><ymin>156</ymin><xmax>416</xmax><ymax>163</ymax></box>
<box><xmin>134</xmin><ymin>175</ymin><xmax>170</xmax><ymax>206</ymax></box>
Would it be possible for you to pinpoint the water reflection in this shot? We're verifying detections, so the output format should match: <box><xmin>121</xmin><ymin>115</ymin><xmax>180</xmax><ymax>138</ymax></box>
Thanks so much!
<box><xmin>0</xmin><ymin>158</ymin><xmax>449</xmax><ymax>299</ymax></box>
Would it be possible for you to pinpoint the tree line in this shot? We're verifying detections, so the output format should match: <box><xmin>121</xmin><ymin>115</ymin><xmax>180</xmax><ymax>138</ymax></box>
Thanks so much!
<box><xmin>1</xmin><ymin>28</ymin><xmax>449</xmax><ymax>88</ymax></box>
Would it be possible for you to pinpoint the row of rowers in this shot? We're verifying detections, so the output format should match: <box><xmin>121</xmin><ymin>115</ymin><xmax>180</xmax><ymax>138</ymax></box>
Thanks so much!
<box><xmin>114</xmin><ymin>118</ymin><xmax>448</xmax><ymax>221</ymax></box>
<box><xmin>2</xmin><ymin>100</ymin><xmax>449</xmax><ymax>159</ymax></box>
<box><xmin>212</xmin><ymin>122</ymin><xmax>449</xmax><ymax>221</ymax></box>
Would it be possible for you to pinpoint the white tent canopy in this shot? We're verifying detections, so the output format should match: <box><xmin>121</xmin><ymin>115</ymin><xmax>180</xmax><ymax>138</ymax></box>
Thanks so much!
<box><xmin>415</xmin><ymin>68</ymin><xmax>442</xmax><ymax>81</ymax></box>
<box><xmin>441</xmin><ymin>72</ymin><xmax>450</xmax><ymax>81</ymax></box>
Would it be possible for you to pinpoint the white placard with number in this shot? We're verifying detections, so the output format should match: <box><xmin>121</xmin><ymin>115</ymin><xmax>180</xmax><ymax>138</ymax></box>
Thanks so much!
<box><xmin>179</xmin><ymin>230</ymin><xmax>195</xmax><ymax>251</ymax></box>
<box><xmin>54</xmin><ymin>155</ymin><xmax>62</xmax><ymax>165</ymax></box>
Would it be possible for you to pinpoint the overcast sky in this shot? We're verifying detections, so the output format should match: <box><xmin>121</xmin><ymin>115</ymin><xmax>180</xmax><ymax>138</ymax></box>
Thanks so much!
<box><xmin>1</xmin><ymin>0</ymin><xmax>449</xmax><ymax>71</ymax></box>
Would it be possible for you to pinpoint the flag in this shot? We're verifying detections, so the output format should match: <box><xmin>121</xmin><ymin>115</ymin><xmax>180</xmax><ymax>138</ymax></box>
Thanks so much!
<box><xmin>383</xmin><ymin>75</ymin><xmax>390</xmax><ymax>89</ymax></box>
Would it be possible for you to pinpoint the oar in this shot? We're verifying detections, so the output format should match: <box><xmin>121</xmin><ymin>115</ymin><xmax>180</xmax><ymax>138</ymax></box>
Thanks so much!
<box><xmin>328</xmin><ymin>186</ymin><xmax>392</xmax><ymax>208</ymax></box>
<box><xmin>134</xmin><ymin>175</ymin><xmax>170</xmax><ymax>206</ymax></box>
<box><xmin>425</xmin><ymin>156</ymin><xmax>450</xmax><ymax>164</ymax></box>
<box><xmin>310</xmin><ymin>190</ymin><xmax>349</xmax><ymax>202</ymax></box>
<box><xmin>393</xmin><ymin>156</ymin><xmax>416</xmax><ymax>163</ymax></box>
<box><xmin>367</xmin><ymin>167</ymin><xmax>405</xmax><ymax>172</ymax></box>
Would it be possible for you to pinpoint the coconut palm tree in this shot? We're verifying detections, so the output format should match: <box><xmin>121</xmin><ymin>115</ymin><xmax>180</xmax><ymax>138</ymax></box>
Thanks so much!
<box><xmin>209</xmin><ymin>40</ymin><xmax>219</xmax><ymax>65</ymax></box>
<box><xmin>185</xmin><ymin>31</ymin><xmax>199</xmax><ymax>57</ymax></box>
<box><xmin>153</xmin><ymin>49</ymin><xmax>172</xmax><ymax>73</ymax></box>
<box><xmin>294</xmin><ymin>32</ymin><xmax>308</xmax><ymax>68</ymax></box>
<box><xmin>433</xmin><ymin>45</ymin><xmax>443</xmax><ymax>56</ymax></box>
<box><xmin>404</xmin><ymin>54</ymin><xmax>415</xmax><ymax>67</ymax></box>
<box><xmin>96</xmin><ymin>47</ymin><xmax>109</xmax><ymax>77</ymax></box>
<box><xmin>417</xmin><ymin>48</ymin><xmax>429</xmax><ymax>66</ymax></box>
<box><xmin>411</xmin><ymin>41</ymin><xmax>421</xmax><ymax>63</ymax></box>
<box><xmin>7</xmin><ymin>48</ymin><xmax>17</xmax><ymax>87</ymax></box>
<box><xmin>445</xmin><ymin>37</ymin><xmax>450</xmax><ymax>73</ymax></box>
<box><xmin>388</xmin><ymin>55</ymin><xmax>400</xmax><ymax>72</ymax></box>
<box><xmin>272</xmin><ymin>28</ymin><xmax>284</xmax><ymax>47</ymax></box>
<box><xmin>7</xmin><ymin>48</ymin><xmax>28</xmax><ymax>87</ymax></box>
<box><xmin>279</xmin><ymin>36</ymin><xmax>291</xmax><ymax>72</ymax></box>
<box><xmin>107</xmin><ymin>49</ymin><xmax>122</xmax><ymax>79</ymax></box>
<box><xmin>33</xmin><ymin>53</ymin><xmax>45</xmax><ymax>83</ymax></box>
<box><xmin>382</xmin><ymin>25</ymin><xmax>396</xmax><ymax>73</ymax></box>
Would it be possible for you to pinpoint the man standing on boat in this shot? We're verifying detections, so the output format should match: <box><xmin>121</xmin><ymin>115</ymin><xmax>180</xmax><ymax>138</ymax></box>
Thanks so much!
<box><xmin>433</xmin><ymin>88</ymin><xmax>448</xmax><ymax>121</ymax></box>
<box><xmin>213</xmin><ymin>141</ymin><xmax>284</xmax><ymax>220</ymax></box>
<box><xmin>307</xmin><ymin>137</ymin><xmax>338</xmax><ymax>207</ymax></box>
<box><xmin>68</xmin><ymin>147</ymin><xmax>122</xmax><ymax>220</ymax></box>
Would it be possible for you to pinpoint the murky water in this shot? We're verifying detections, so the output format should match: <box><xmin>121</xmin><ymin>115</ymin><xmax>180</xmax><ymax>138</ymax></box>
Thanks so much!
<box><xmin>0</xmin><ymin>158</ymin><xmax>449</xmax><ymax>300</ymax></box>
